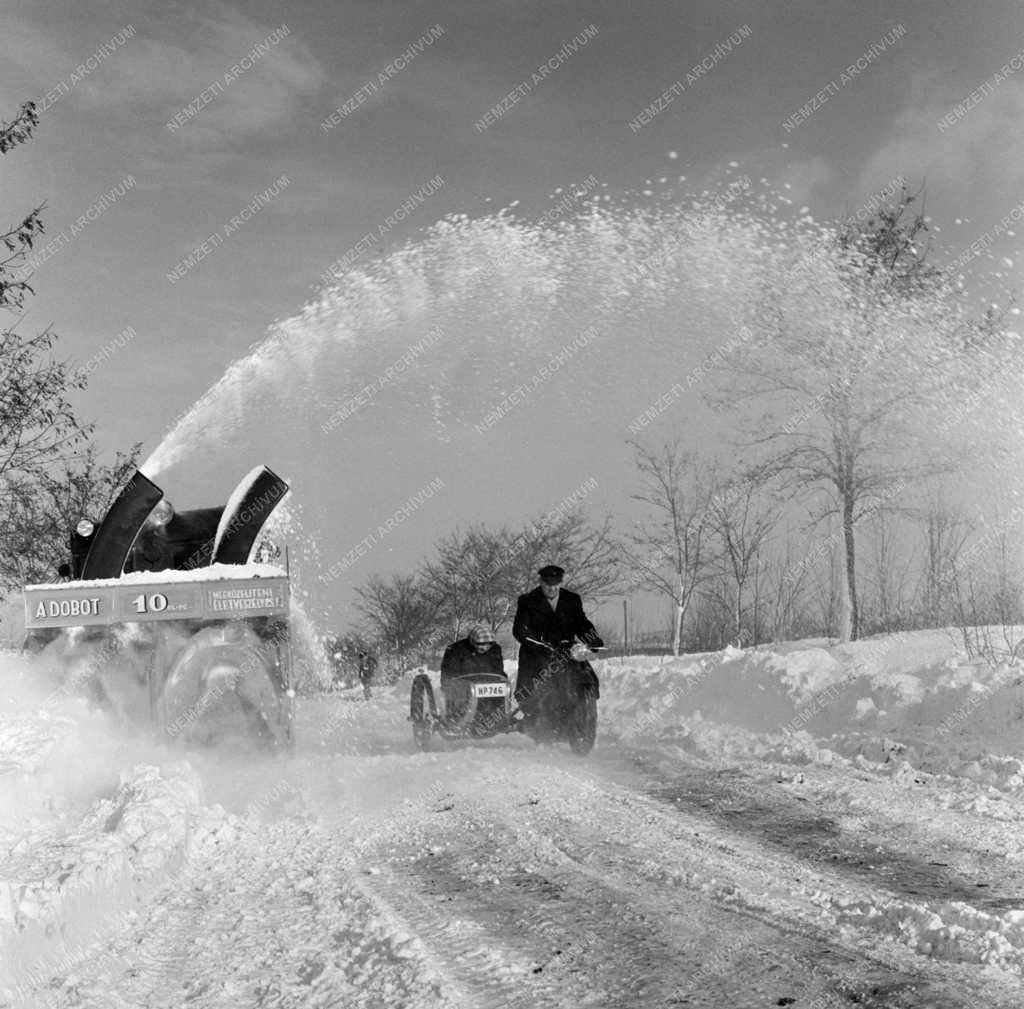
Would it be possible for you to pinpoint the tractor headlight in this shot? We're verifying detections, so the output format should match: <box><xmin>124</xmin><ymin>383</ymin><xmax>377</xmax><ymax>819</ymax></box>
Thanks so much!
<box><xmin>76</xmin><ymin>519</ymin><xmax>95</xmax><ymax>538</ymax></box>
<box><xmin>147</xmin><ymin>499</ymin><xmax>174</xmax><ymax>528</ymax></box>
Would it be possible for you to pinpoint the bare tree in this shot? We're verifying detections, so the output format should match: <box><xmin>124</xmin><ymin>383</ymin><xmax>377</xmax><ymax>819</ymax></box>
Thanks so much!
<box><xmin>762</xmin><ymin>528</ymin><xmax>814</xmax><ymax>642</ymax></box>
<box><xmin>626</xmin><ymin>441</ymin><xmax>717</xmax><ymax>656</ymax></box>
<box><xmin>354</xmin><ymin>573</ymin><xmax>435</xmax><ymax>669</ymax></box>
<box><xmin>0</xmin><ymin>443</ymin><xmax>140</xmax><ymax>589</ymax></box>
<box><xmin>816</xmin><ymin>537</ymin><xmax>844</xmax><ymax>640</ymax></box>
<box><xmin>422</xmin><ymin>507</ymin><xmax>621</xmax><ymax>641</ymax></box>
<box><xmin>861</xmin><ymin>510</ymin><xmax>914</xmax><ymax>634</ymax></box>
<box><xmin>708</xmin><ymin>187</ymin><xmax>989</xmax><ymax>641</ymax></box>
<box><xmin>1</xmin><ymin>103</ymin><xmax>46</xmax><ymax>311</ymax></box>
<box><xmin>422</xmin><ymin>525</ymin><xmax>520</xmax><ymax>638</ymax></box>
<box><xmin>511</xmin><ymin>507</ymin><xmax>622</xmax><ymax>603</ymax></box>
<box><xmin>916</xmin><ymin>497</ymin><xmax>970</xmax><ymax>628</ymax></box>
<box><xmin>708</xmin><ymin>466</ymin><xmax>780</xmax><ymax>646</ymax></box>
<box><xmin>990</xmin><ymin>529</ymin><xmax>1024</xmax><ymax>630</ymax></box>
<box><xmin>951</xmin><ymin>507</ymin><xmax>1024</xmax><ymax>663</ymax></box>
<box><xmin>836</xmin><ymin>183</ymin><xmax>943</xmax><ymax>296</ymax></box>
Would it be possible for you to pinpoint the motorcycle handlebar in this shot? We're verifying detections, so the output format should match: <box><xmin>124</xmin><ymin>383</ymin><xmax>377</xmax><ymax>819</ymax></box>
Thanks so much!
<box><xmin>525</xmin><ymin>637</ymin><xmax>605</xmax><ymax>652</ymax></box>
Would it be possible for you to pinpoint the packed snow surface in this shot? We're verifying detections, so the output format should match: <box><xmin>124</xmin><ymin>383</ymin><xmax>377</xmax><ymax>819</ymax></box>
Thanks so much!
<box><xmin>3</xmin><ymin>629</ymin><xmax>1024</xmax><ymax>1007</ymax></box>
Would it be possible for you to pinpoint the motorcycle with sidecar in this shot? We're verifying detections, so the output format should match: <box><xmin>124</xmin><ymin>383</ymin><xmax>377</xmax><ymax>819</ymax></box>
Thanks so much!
<box><xmin>408</xmin><ymin>636</ymin><xmax>599</xmax><ymax>755</ymax></box>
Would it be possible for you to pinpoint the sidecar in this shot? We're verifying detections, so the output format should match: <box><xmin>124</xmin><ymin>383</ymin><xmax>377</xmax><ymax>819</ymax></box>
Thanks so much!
<box><xmin>409</xmin><ymin>669</ymin><xmax>515</xmax><ymax>750</ymax></box>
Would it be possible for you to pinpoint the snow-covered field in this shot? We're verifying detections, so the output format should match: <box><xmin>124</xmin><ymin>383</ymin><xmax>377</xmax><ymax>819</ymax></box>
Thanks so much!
<box><xmin>4</xmin><ymin>629</ymin><xmax>1024</xmax><ymax>1007</ymax></box>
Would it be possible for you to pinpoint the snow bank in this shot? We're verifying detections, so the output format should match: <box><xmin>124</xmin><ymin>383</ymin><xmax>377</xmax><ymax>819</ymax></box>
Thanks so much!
<box><xmin>823</xmin><ymin>891</ymin><xmax>1024</xmax><ymax>974</ymax></box>
<box><xmin>0</xmin><ymin>652</ymin><xmax>212</xmax><ymax>999</ymax></box>
<box><xmin>0</xmin><ymin>652</ymin><xmax>136</xmax><ymax>852</ymax></box>
<box><xmin>0</xmin><ymin>763</ymin><xmax>203</xmax><ymax>997</ymax></box>
<box><xmin>597</xmin><ymin>630</ymin><xmax>1024</xmax><ymax>781</ymax></box>
<box><xmin>597</xmin><ymin>643</ymin><xmax>843</xmax><ymax>740</ymax></box>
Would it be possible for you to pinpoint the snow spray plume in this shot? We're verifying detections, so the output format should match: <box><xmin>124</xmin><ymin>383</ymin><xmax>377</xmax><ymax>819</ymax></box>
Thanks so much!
<box><xmin>140</xmin><ymin>192</ymin><xmax>1024</xmax><ymax>626</ymax></box>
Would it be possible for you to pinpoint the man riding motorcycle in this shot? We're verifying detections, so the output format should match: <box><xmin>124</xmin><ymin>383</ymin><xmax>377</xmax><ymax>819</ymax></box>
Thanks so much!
<box><xmin>512</xmin><ymin>565</ymin><xmax>603</xmax><ymax>727</ymax></box>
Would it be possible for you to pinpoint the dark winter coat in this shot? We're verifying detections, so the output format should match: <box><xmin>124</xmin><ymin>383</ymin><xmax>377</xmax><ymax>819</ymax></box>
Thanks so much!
<box><xmin>511</xmin><ymin>586</ymin><xmax>602</xmax><ymax>687</ymax></box>
<box><xmin>357</xmin><ymin>653</ymin><xmax>377</xmax><ymax>683</ymax></box>
<box><xmin>440</xmin><ymin>639</ymin><xmax>505</xmax><ymax>685</ymax></box>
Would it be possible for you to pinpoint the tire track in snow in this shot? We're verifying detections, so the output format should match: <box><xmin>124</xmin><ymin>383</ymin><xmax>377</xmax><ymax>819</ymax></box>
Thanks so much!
<box><xmin>618</xmin><ymin>755</ymin><xmax>1022</xmax><ymax>911</ymax></box>
<box><xmin>34</xmin><ymin>818</ymin><xmax>458</xmax><ymax>1009</ymax></box>
<box><xmin>336</xmin><ymin>759</ymin><xmax>942</xmax><ymax>1009</ymax></box>
<box><xmin>547</xmin><ymin>746</ymin><xmax>1024</xmax><ymax>1004</ymax></box>
<box><xmin>301</xmin><ymin>698</ymin><xmax>1024</xmax><ymax>1004</ymax></box>
<box><xmin>346</xmin><ymin>860</ymin><xmax>542</xmax><ymax>1009</ymax></box>
<box><xmin>495</xmin><ymin>784</ymin><xmax>974</xmax><ymax>1009</ymax></box>
<box><xmin>368</xmin><ymin>838</ymin><xmax>852</xmax><ymax>1008</ymax></box>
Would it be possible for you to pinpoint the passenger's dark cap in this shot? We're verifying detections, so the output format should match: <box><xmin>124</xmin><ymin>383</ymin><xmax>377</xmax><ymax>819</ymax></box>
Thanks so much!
<box><xmin>538</xmin><ymin>565</ymin><xmax>565</xmax><ymax>583</ymax></box>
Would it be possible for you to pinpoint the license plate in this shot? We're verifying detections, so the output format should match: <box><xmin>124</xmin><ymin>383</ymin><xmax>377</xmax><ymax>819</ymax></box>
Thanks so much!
<box><xmin>473</xmin><ymin>683</ymin><xmax>509</xmax><ymax>698</ymax></box>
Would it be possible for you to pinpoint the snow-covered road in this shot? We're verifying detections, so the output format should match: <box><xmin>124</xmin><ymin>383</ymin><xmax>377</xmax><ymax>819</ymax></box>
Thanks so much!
<box><xmin>5</xmin><ymin>633</ymin><xmax>1024</xmax><ymax>1007</ymax></box>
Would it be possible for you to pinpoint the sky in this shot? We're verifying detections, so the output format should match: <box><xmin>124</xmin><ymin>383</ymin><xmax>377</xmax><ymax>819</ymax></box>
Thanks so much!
<box><xmin>3</xmin><ymin>0</ymin><xmax>1024</xmax><ymax>632</ymax></box>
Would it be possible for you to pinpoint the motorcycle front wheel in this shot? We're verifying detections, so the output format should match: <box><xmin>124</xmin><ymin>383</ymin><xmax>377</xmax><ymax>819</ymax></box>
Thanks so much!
<box><xmin>567</xmin><ymin>685</ymin><xmax>597</xmax><ymax>755</ymax></box>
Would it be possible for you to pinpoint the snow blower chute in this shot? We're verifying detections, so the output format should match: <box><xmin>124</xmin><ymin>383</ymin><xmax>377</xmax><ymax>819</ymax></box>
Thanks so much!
<box><xmin>22</xmin><ymin>466</ymin><xmax>295</xmax><ymax>748</ymax></box>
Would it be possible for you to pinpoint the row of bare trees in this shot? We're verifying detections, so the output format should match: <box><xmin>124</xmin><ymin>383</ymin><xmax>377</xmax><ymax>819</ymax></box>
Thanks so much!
<box><xmin>628</xmin><ymin>435</ymin><xmax>1024</xmax><ymax>655</ymax></box>
<box><xmin>701</xmin><ymin>185</ymin><xmax>1011</xmax><ymax>643</ymax></box>
<box><xmin>351</xmin><ymin>507</ymin><xmax>620</xmax><ymax>669</ymax></box>
<box><xmin>622</xmin><ymin>447</ymin><xmax>1020</xmax><ymax>653</ymax></box>
<box><xmin>347</xmin><ymin>435</ymin><xmax>1024</xmax><ymax>667</ymax></box>
<box><xmin>625</xmin><ymin>443</ymin><xmax>780</xmax><ymax>654</ymax></box>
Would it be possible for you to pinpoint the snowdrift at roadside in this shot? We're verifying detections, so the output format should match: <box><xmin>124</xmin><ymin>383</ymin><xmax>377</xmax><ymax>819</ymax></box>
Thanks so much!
<box><xmin>0</xmin><ymin>764</ymin><xmax>202</xmax><ymax>985</ymax></box>
<box><xmin>591</xmin><ymin>633</ymin><xmax>1024</xmax><ymax>979</ymax></box>
<box><xmin>596</xmin><ymin>630</ymin><xmax>1024</xmax><ymax>782</ymax></box>
<box><xmin>0</xmin><ymin>653</ymin><xmax>209</xmax><ymax>1002</ymax></box>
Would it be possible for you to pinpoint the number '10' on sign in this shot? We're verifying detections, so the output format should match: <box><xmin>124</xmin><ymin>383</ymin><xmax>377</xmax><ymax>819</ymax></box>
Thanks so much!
<box><xmin>132</xmin><ymin>592</ymin><xmax>169</xmax><ymax>614</ymax></box>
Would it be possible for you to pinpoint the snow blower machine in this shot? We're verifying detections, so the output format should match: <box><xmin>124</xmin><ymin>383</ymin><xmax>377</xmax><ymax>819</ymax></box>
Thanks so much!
<box><xmin>22</xmin><ymin>465</ymin><xmax>295</xmax><ymax>749</ymax></box>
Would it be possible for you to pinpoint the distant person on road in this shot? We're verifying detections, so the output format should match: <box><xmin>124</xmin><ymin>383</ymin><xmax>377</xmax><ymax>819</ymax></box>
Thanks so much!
<box><xmin>440</xmin><ymin>625</ymin><xmax>505</xmax><ymax>721</ymax></box>
<box><xmin>512</xmin><ymin>565</ymin><xmax>603</xmax><ymax>726</ymax></box>
<box><xmin>357</xmin><ymin>650</ymin><xmax>377</xmax><ymax>699</ymax></box>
